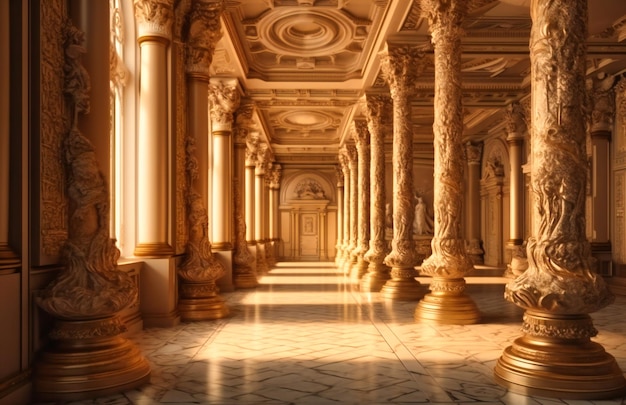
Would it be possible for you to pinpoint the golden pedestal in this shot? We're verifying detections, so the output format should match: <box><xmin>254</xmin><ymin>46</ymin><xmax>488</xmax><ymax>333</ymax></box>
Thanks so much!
<box><xmin>360</xmin><ymin>265</ymin><xmax>390</xmax><ymax>293</ymax></box>
<box><xmin>179</xmin><ymin>282</ymin><xmax>230</xmax><ymax>321</ymax></box>
<box><xmin>414</xmin><ymin>278</ymin><xmax>480</xmax><ymax>325</ymax></box>
<box><xmin>234</xmin><ymin>269</ymin><xmax>259</xmax><ymax>289</ymax></box>
<box><xmin>380</xmin><ymin>267</ymin><xmax>423</xmax><ymax>301</ymax></box>
<box><xmin>34</xmin><ymin>317</ymin><xmax>150</xmax><ymax>402</ymax></box>
<box><xmin>494</xmin><ymin>311</ymin><xmax>626</xmax><ymax>399</ymax></box>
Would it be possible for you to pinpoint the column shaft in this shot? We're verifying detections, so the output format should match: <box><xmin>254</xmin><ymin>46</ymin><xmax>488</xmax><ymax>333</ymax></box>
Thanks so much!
<box><xmin>351</xmin><ymin>121</ymin><xmax>371</xmax><ymax>279</ymax></box>
<box><xmin>466</xmin><ymin>142</ymin><xmax>484</xmax><ymax>264</ymax></box>
<box><xmin>335</xmin><ymin>166</ymin><xmax>344</xmax><ymax>263</ymax></box>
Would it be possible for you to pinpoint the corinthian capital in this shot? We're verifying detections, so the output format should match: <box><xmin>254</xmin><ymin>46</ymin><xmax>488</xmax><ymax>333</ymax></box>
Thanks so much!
<box><xmin>185</xmin><ymin>0</ymin><xmax>224</xmax><ymax>76</ymax></box>
<box><xmin>422</xmin><ymin>0</ymin><xmax>468</xmax><ymax>42</ymax></box>
<box><xmin>351</xmin><ymin>120</ymin><xmax>370</xmax><ymax>147</ymax></box>
<box><xmin>380</xmin><ymin>45</ymin><xmax>428</xmax><ymax>100</ymax></box>
<box><xmin>234</xmin><ymin>101</ymin><xmax>256</xmax><ymax>145</ymax></box>
<box><xmin>269</xmin><ymin>164</ymin><xmax>282</xmax><ymax>189</ymax></box>
<box><xmin>465</xmin><ymin>141</ymin><xmax>483</xmax><ymax>165</ymax></box>
<box><xmin>589</xmin><ymin>73</ymin><xmax>616</xmax><ymax>133</ymax></box>
<box><xmin>134</xmin><ymin>0</ymin><xmax>174</xmax><ymax>41</ymax></box>
<box><xmin>504</xmin><ymin>102</ymin><xmax>527</xmax><ymax>138</ymax></box>
<box><xmin>209</xmin><ymin>78</ymin><xmax>240</xmax><ymax>131</ymax></box>
<box><xmin>365</xmin><ymin>94</ymin><xmax>392</xmax><ymax>130</ymax></box>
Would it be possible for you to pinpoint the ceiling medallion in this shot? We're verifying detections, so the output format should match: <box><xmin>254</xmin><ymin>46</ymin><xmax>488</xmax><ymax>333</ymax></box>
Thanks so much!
<box><xmin>257</xmin><ymin>8</ymin><xmax>354</xmax><ymax>58</ymax></box>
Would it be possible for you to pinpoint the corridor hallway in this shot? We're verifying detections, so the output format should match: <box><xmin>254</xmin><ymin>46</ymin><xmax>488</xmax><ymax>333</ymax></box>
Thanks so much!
<box><xmin>41</xmin><ymin>262</ymin><xmax>626</xmax><ymax>405</ymax></box>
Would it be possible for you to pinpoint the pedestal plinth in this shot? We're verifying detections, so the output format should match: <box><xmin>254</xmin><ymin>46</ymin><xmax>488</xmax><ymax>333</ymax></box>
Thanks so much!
<box><xmin>234</xmin><ymin>269</ymin><xmax>259</xmax><ymax>289</ymax></box>
<box><xmin>34</xmin><ymin>317</ymin><xmax>150</xmax><ymax>402</ymax></box>
<box><xmin>360</xmin><ymin>262</ymin><xmax>390</xmax><ymax>292</ymax></box>
<box><xmin>380</xmin><ymin>267</ymin><xmax>423</xmax><ymax>301</ymax></box>
<box><xmin>494</xmin><ymin>311</ymin><xmax>626</xmax><ymax>399</ymax></box>
<box><xmin>179</xmin><ymin>282</ymin><xmax>229</xmax><ymax>321</ymax></box>
<box><xmin>414</xmin><ymin>278</ymin><xmax>480</xmax><ymax>324</ymax></box>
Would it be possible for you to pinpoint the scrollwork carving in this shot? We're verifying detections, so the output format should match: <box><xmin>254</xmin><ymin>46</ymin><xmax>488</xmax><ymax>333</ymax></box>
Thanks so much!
<box><xmin>209</xmin><ymin>79</ymin><xmax>240</xmax><ymax>130</ymax></box>
<box><xmin>185</xmin><ymin>0</ymin><xmax>224</xmax><ymax>75</ymax></box>
<box><xmin>133</xmin><ymin>0</ymin><xmax>174</xmax><ymax>40</ymax></box>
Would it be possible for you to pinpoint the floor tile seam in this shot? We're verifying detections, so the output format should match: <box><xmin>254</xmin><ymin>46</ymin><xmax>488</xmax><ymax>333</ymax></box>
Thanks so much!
<box><xmin>346</xmin><ymin>281</ymin><xmax>454</xmax><ymax>402</ymax></box>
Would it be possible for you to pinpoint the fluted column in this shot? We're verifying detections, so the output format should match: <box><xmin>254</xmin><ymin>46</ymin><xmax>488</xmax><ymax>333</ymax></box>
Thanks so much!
<box><xmin>338</xmin><ymin>150</ymin><xmax>351</xmax><ymax>266</ymax></box>
<box><xmin>415</xmin><ymin>0</ymin><xmax>479</xmax><ymax>323</ymax></box>
<box><xmin>335</xmin><ymin>165</ymin><xmax>344</xmax><ymax>264</ymax></box>
<box><xmin>495</xmin><ymin>0</ymin><xmax>626</xmax><ymax>398</ymax></box>
<box><xmin>35</xmin><ymin>10</ymin><xmax>150</xmax><ymax>400</ymax></box>
<box><xmin>465</xmin><ymin>142</ymin><xmax>484</xmax><ymax>265</ymax></box>
<box><xmin>343</xmin><ymin>144</ymin><xmax>358</xmax><ymax>275</ymax></box>
<box><xmin>380</xmin><ymin>46</ymin><xmax>425</xmax><ymax>300</ymax></box>
<box><xmin>505</xmin><ymin>102</ymin><xmax>528</xmax><ymax>276</ymax></box>
<box><xmin>268</xmin><ymin>164</ymin><xmax>282</xmax><ymax>265</ymax></box>
<box><xmin>361</xmin><ymin>94</ymin><xmax>392</xmax><ymax>292</ymax></box>
<box><xmin>134</xmin><ymin>0</ymin><xmax>175</xmax><ymax>257</ymax></box>
<box><xmin>255</xmin><ymin>144</ymin><xmax>269</xmax><ymax>274</ymax></box>
<box><xmin>176</xmin><ymin>0</ymin><xmax>229</xmax><ymax>320</ymax></box>
<box><xmin>350</xmin><ymin>120</ymin><xmax>371</xmax><ymax>280</ymax></box>
<box><xmin>0</xmin><ymin>0</ymin><xmax>19</xmax><ymax>271</ymax></box>
<box><xmin>232</xmin><ymin>101</ymin><xmax>257</xmax><ymax>288</ymax></box>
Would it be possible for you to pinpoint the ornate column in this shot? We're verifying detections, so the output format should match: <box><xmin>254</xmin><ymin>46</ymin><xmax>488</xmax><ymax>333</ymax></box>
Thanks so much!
<box><xmin>351</xmin><ymin>120</ymin><xmax>371</xmax><ymax>280</ymax></box>
<box><xmin>177</xmin><ymin>0</ymin><xmax>229</xmax><ymax>319</ymax></box>
<box><xmin>268</xmin><ymin>164</ymin><xmax>282</xmax><ymax>265</ymax></box>
<box><xmin>232</xmin><ymin>101</ymin><xmax>257</xmax><ymax>288</ymax></box>
<box><xmin>338</xmin><ymin>149</ymin><xmax>351</xmax><ymax>266</ymax></box>
<box><xmin>343</xmin><ymin>143</ymin><xmax>358</xmax><ymax>275</ymax></box>
<box><xmin>209</xmin><ymin>77</ymin><xmax>240</xmax><ymax>291</ymax></box>
<box><xmin>588</xmin><ymin>75</ymin><xmax>615</xmax><ymax>263</ymax></box>
<box><xmin>361</xmin><ymin>94</ymin><xmax>392</xmax><ymax>292</ymax></box>
<box><xmin>334</xmin><ymin>165</ymin><xmax>344</xmax><ymax>264</ymax></box>
<box><xmin>255</xmin><ymin>144</ymin><xmax>269</xmax><ymax>274</ymax></box>
<box><xmin>263</xmin><ymin>168</ymin><xmax>272</xmax><ymax>267</ymax></box>
<box><xmin>245</xmin><ymin>135</ymin><xmax>258</xmax><ymax>272</ymax></box>
<box><xmin>505</xmin><ymin>102</ymin><xmax>528</xmax><ymax>276</ymax></box>
<box><xmin>416</xmin><ymin>0</ymin><xmax>479</xmax><ymax>324</ymax></box>
<box><xmin>380</xmin><ymin>45</ymin><xmax>425</xmax><ymax>300</ymax></box>
<box><xmin>465</xmin><ymin>142</ymin><xmax>484</xmax><ymax>264</ymax></box>
<box><xmin>495</xmin><ymin>0</ymin><xmax>626</xmax><ymax>398</ymax></box>
<box><xmin>134</xmin><ymin>0</ymin><xmax>175</xmax><ymax>257</ymax></box>
<box><xmin>35</xmin><ymin>16</ymin><xmax>150</xmax><ymax>401</ymax></box>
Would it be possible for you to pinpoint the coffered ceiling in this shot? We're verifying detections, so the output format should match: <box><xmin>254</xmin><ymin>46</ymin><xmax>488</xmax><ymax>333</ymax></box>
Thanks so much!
<box><xmin>210</xmin><ymin>0</ymin><xmax>626</xmax><ymax>164</ymax></box>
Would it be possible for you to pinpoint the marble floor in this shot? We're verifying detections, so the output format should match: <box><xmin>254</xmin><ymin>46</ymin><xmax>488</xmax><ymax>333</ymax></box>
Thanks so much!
<box><xmin>37</xmin><ymin>262</ymin><xmax>626</xmax><ymax>405</ymax></box>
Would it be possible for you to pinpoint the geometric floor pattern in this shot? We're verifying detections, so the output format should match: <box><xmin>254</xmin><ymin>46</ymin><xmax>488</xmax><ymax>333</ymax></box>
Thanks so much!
<box><xmin>36</xmin><ymin>262</ymin><xmax>626</xmax><ymax>404</ymax></box>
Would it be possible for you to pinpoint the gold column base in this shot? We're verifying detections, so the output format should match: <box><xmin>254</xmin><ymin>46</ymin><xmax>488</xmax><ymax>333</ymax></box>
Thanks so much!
<box><xmin>351</xmin><ymin>257</ymin><xmax>369</xmax><ymax>281</ymax></box>
<box><xmin>34</xmin><ymin>317</ymin><xmax>150</xmax><ymax>402</ymax></box>
<box><xmin>343</xmin><ymin>257</ymin><xmax>357</xmax><ymax>277</ymax></box>
<box><xmin>234</xmin><ymin>270</ymin><xmax>259</xmax><ymax>289</ymax></box>
<box><xmin>178</xmin><ymin>282</ymin><xmax>229</xmax><ymax>321</ymax></box>
<box><xmin>360</xmin><ymin>263</ymin><xmax>390</xmax><ymax>292</ymax></box>
<box><xmin>380</xmin><ymin>267</ymin><xmax>423</xmax><ymax>301</ymax></box>
<box><xmin>414</xmin><ymin>278</ymin><xmax>480</xmax><ymax>325</ymax></box>
<box><xmin>134</xmin><ymin>242</ymin><xmax>174</xmax><ymax>257</ymax></box>
<box><xmin>494</xmin><ymin>311</ymin><xmax>626</xmax><ymax>399</ymax></box>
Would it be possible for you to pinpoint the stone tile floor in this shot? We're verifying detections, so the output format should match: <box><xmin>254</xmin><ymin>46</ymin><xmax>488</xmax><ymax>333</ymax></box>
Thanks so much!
<box><xmin>36</xmin><ymin>262</ymin><xmax>626</xmax><ymax>404</ymax></box>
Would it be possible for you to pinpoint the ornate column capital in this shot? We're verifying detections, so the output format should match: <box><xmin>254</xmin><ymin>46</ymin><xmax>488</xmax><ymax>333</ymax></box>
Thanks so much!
<box><xmin>185</xmin><ymin>0</ymin><xmax>224</xmax><ymax>77</ymax></box>
<box><xmin>380</xmin><ymin>45</ymin><xmax>428</xmax><ymax>100</ymax></box>
<box><xmin>256</xmin><ymin>143</ymin><xmax>270</xmax><ymax>175</ymax></box>
<box><xmin>209</xmin><ymin>78</ymin><xmax>240</xmax><ymax>132</ymax></box>
<box><xmin>345</xmin><ymin>144</ymin><xmax>358</xmax><ymax>168</ymax></box>
<box><xmin>268</xmin><ymin>164</ymin><xmax>282</xmax><ymax>189</ymax></box>
<box><xmin>589</xmin><ymin>73</ymin><xmax>616</xmax><ymax>133</ymax></box>
<box><xmin>421</xmin><ymin>0</ymin><xmax>468</xmax><ymax>42</ymax></box>
<box><xmin>505</xmin><ymin>102</ymin><xmax>527</xmax><ymax>141</ymax></box>
<box><xmin>335</xmin><ymin>164</ymin><xmax>344</xmax><ymax>187</ymax></box>
<box><xmin>234</xmin><ymin>101</ymin><xmax>256</xmax><ymax>145</ymax></box>
<box><xmin>351</xmin><ymin>119</ymin><xmax>370</xmax><ymax>147</ymax></box>
<box><xmin>364</xmin><ymin>94</ymin><xmax>392</xmax><ymax>132</ymax></box>
<box><xmin>465</xmin><ymin>141</ymin><xmax>483</xmax><ymax>166</ymax></box>
<box><xmin>134</xmin><ymin>0</ymin><xmax>174</xmax><ymax>42</ymax></box>
<box><xmin>338</xmin><ymin>148</ymin><xmax>349</xmax><ymax>175</ymax></box>
<box><xmin>245</xmin><ymin>134</ymin><xmax>259</xmax><ymax>166</ymax></box>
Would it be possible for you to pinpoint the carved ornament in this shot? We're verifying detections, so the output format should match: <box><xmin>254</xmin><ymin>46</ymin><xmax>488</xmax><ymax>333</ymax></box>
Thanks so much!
<box><xmin>185</xmin><ymin>0</ymin><xmax>224</xmax><ymax>76</ymax></box>
<box><xmin>134</xmin><ymin>0</ymin><xmax>175</xmax><ymax>41</ymax></box>
<box><xmin>209</xmin><ymin>79</ymin><xmax>240</xmax><ymax>131</ymax></box>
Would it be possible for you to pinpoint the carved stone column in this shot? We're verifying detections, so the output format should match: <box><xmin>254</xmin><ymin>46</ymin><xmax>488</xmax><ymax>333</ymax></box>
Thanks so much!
<box><xmin>361</xmin><ymin>94</ymin><xmax>392</xmax><ymax>291</ymax></box>
<box><xmin>338</xmin><ymin>149</ymin><xmax>351</xmax><ymax>266</ymax></box>
<box><xmin>343</xmin><ymin>143</ymin><xmax>358</xmax><ymax>275</ymax></box>
<box><xmin>350</xmin><ymin>120</ymin><xmax>371</xmax><ymax>280</ymax></box>
<box><xmin>134</xmin><ymin>0</ymin><xmax>175</xmax><ymax>257</ymax></box>
<box><xmin>35</xmin><ymin>16</ymin><xmax>150</xmax><ymax>401</ymax></box>
<box><xmin>255</xmin><ymin>144</ymin><xmax>269</xmax><ymax>274</ymax></box>
<box><xmin>177</xmin><ymin>0</ymin><xmax>229</xmax><ymax>319</ymax></box>
<box><xmin>245</xmin><ymin>136</ymin><xmax>258</xmax><ymax>272</ymax></box>
<box><xmin>588</xmin><ymin>74</ymin><xmax>615</xmax><ymax>266</ymax></box>
<box><xmin>232</xmin><ymin>101</ymin><xmax>257</xmax><ymax>288</ymax></box>
<box><xmin>209</xmin><ymin>77</ymin><xmax>239</xmax><ymax>291</ymax></box>
<box><xmin>268</xmin><ymin>164</ymin><xmax>282</xmax><ymax>265</ymax></box>
<box><xmin>465</xmin><ymin>142</ymin><xmax>484</xmax><ymax>264</ymax></box>
<box><xmin>505</xmin><ymin>102</ymin><xmax>528</xmax><ymax>276</ymax></box>
<box><xmin>416</xmin><ymin>0</ymin><xmax>480</xmax><ymax>324</ymax></box>
<box><xmin>263</xmin><ymin>169</ymin><xmax>272</xmax><ymax>267</ymax></box>
<box><xmin>494</xmin><ymin>0</ymin><xmax>626</xmax><ymax>398</ymax></box>
<box><xmin>334</xmin><ymin>165</ymin><xmax>344</xmax><ymax>264</ymax></box>
<box><xmin>380</xmin><ymin>46</ymin><xmax>425</xmax><ymax>300</ymax></box>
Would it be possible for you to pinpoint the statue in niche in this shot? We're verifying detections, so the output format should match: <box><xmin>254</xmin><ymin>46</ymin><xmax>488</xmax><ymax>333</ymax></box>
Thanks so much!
<box><xmin>413</xmin><ymin>195</ymin><xmax>434</xmax><ymax>236</ymax></box>
<box><xmin>485</xmin><ymin>155</ymin><xmax>505</xmax><ymax>179</ymax></box>
<box><xmin>294</xmin><ymin>178</ymin><xmax>326</xmax><ymax>199</ymax></box>
<box><xmin>385</xmin><ymin>203</ymin><xmax>393</xmax><ymax>230</ymax></box>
